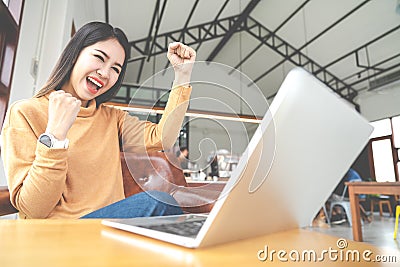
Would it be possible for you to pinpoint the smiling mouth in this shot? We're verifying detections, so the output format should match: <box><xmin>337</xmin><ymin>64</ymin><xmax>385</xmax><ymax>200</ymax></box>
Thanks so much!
<box><xmin>87</xmin><ymin>76</ymin><xmax>104</xmax><ymax>91</ymax></box>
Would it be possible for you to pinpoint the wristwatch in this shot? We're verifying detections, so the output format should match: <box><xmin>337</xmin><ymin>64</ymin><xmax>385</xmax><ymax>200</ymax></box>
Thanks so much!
<box><xmin>39</xmin><ymin>133</ymin><xmax>69</xmax><ymax>149</ymax></box>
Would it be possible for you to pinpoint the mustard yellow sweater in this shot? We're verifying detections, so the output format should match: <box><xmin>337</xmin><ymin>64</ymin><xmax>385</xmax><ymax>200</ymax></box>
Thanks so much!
<box><xmin>1</xmin><ymin>86</ymin><xmax>191</xmax><ymax>219</ymax></box>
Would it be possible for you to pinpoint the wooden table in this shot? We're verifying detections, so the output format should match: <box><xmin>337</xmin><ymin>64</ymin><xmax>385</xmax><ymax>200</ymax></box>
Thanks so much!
<box><xmin>347</xmin><ymin>181</ymin><xmax>400</xmax><ymax>242</ymax></box>
<box><xmin>0</xmin><ymin>219</ymin><xmax>397</xmax><ymax>266</ymax></box>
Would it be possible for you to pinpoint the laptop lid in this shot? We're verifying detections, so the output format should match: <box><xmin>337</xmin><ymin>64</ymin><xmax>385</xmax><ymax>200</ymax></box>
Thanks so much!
<box><xmin>103</xmin><ymin>67</ymin><xmax>373</xmax><ymax>248</ymax></box>
<box><xmin>196</xmin><ymin>67</ymin><xmax>373</xmax><ymax>247</ymax></box>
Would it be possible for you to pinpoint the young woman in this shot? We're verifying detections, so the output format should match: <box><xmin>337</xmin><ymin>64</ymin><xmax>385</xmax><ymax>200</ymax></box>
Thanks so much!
<box><xmin>1</xmin><ymin>21</ymin><xmax>196</xmax><ymax>219</ymax></box>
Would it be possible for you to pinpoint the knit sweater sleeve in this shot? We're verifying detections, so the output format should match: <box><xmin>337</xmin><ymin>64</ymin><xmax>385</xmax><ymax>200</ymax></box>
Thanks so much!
<box><xmin>1</xmin><ymin>101</ymin><xmax>68</xmax><ymax>218</ymax></box>
<box><xmin>119</xmin><ymin>85</ymin><xmax>192</xmax><ymax>153</ymax></box>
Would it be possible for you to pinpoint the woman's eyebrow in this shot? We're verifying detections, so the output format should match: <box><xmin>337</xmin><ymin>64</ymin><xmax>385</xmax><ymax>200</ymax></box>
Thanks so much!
<box><xmin>94</xmin><ymin>49</ymin><xmax>123</xmax><ymax>68</ymax></box>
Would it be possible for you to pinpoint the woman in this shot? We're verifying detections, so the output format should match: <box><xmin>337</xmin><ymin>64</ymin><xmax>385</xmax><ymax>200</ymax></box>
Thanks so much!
<box><xmin>1</xmin><ymin>21</ymin><xmax>196</xmax><ymax>219</ymax></box>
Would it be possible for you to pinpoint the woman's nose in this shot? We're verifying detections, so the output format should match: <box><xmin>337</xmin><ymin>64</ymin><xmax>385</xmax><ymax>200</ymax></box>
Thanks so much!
<box><xmin>96</xmin><ymin>67</ymin><xmax>109</xmax><ymax>79</ymax></box>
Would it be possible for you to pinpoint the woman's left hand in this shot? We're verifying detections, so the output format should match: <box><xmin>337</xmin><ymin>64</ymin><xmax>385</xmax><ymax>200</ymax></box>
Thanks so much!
<box><xmin>167</xmin><ymin>42</ymin><xmax>196</xmax><ymax>86</ymax></box>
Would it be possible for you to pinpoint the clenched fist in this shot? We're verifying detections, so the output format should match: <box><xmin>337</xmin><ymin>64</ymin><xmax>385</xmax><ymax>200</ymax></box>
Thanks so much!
<box><xmin>45</xmin><ymin>90</ymin><xmax>81</xmax><ymax>140</ymax></box>
<box><xmin>167</xmin><ymin>42</ymin><xmax>196</xmax><ymax>86</ymax></box>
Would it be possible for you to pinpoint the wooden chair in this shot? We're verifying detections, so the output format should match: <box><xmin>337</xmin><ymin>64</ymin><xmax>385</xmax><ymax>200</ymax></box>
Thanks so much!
<box><xmin>370</xmin><ymin>195</ymin><xmax>393</xmax><ymax>217</ymax></box>
<box><xmin>0</xmin><ymin>186</ymin><xmax>18</xmax><ymax>216</ymax></box>
<box><xmin>0</xmin><ymin>151</ymin><xmax>224</xmax><ymax>217</ymax></box>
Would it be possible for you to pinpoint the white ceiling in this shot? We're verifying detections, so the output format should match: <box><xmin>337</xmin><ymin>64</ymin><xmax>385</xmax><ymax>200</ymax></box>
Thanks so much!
<box><xmin>106</xmin><ymin>0</ymin><xmax>400</xmax><ymax>109</ymax></box>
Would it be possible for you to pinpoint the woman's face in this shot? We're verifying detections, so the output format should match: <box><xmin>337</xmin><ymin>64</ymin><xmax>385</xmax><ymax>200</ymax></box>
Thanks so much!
<box><xmin>62</xmin><ymin>38</ymin><xmax>125</xmax><ymax>106</ymax></box>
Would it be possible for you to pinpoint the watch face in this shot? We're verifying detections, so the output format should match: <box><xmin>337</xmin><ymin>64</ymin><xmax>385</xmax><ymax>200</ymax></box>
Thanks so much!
<box><xmin>39</xmin><ymin>134</ymin><xmax>52</xmax><ymax>148</ymax></box>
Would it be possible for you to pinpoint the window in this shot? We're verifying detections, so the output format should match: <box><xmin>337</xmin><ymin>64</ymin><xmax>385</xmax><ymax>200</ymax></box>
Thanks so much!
<box><xmin>369</xmin><ymin>116</ymin><xmax>399</xmax><ymax>182</ymax></box>
<box><xmin>391</xmin><ymin>116</ymin><xmax>400</xmax><ymax>147</ymax></box>
<box><xmin>1</xmin><ymin>40</ymin><xmax>16</xmax><ymax>87</ymax></box>
<box><xmin>0</xmin><ymin>0</ymin><xmax>24</xmax><ymax>128</ymax></box>
<box><xmin>370</xmin><ymin>118</ymin><xmax>391</xmax><ymax>138</ymax></box>
<box><xmin>371</xmin><ymin>138</ymin><xmax>396</xmax><ymax>182</ymax></box>
<box><xmin>398</xmin><ymin>162</ymin><xmax>400</xmax><ymax>179</ymax></box>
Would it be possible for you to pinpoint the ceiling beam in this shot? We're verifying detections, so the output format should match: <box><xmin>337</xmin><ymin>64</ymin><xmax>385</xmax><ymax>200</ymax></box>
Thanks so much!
<box><xmin>129</xmin><ymin>14</ymin><xmax>241</xmax><ymax>56</ymax></box>
<box><xmin>274</xmin><ymin>0</ymin><xmax>310</xmax><ymax>34</ymax></box>
<box><xmin>244</xmin><ymin>16</ymin><xmax>359</xmax><ymax>107</ymax></box>
<box><xmin>319</xmin><ymin>24</ymin><xmax>400</xmax><ymax>72</ymax></box>
<box><xmin>162</xmin><ymin>0</ymin><xmax>200</xmax><ymax>70</ymax></box>
<box><xmin>298</xmin><ymin>0</ymin><xmax>370</xmax><ymax>53</ymax></box>
<box><xmin>206</xmin><ymin>0</ymin><xmax>260</xmax><ymax>62</ymax></box>
<box><xmin>104</xmin><ymin>0</ymin><xmax>109</xmax><ymax>23</ymax></box>
<box><xmin>136</xmin><ymin>0</ymin><xmax>163</xmax><ymax>83</ymax></box>
<box><xmin>317</xmin><ymin>24</ymin><xmax>400</xmax><ymax>93</ymax></box>
<box><xmin>145</xmin><ymin>0</ymin><xmax>162</xmax><ymax>55</ymax></box>
<box><xmin>343</xmin><ymin>52</ymin><xmax>400</xmax><ymax>85</ymax></box>
<box><xmin>147</xmin><ymin>0</ymin><xmax>168</xmax><ymax>62</ymax></box>
<box><xmin>128</xmin><ymin>14</ymin><xmax>358</xmax><ymax>106</ymax></box>
<box><xmin>348</xmin><ymin>61</ymin><xmax>400</xmax><ymax>89</ymax></box>
<box><xmin>177</xmin><ymin>0</ymin><xmax>200</xmax><ymax>43</ymax></box>
<box><xmin>231</xmin><ymin>0</ymin><xmax>311</xmax><ymax>73</ymax></box>
<box><xmin>194</xmin><ymin>0</ymin><xmax>230</xmax><ymax>52</ymax></box>
<box><xmin>252</xmin><ymin>0</ymin><xmax>370</xmax><ymax>88</ymax></box>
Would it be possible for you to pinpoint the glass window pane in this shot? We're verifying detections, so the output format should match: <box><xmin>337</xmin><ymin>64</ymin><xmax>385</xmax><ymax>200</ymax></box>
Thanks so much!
<box><xmin>130</xmin><ymin>88</ymin><xmax>154</xmax><ymax>101</ymax></box>
<box><xmin>370</xmin><ymin>119</ymin><xmax>392</xmax><ymax>138</ymax></box>
<box><xmin>0</xmin><ymin>42</ymin><xmax>15</xmax><ymax>87</ymax></box>
<box><xmin>371</xmin><ymin>139</ymin><xmax>396</xmax><ymax>182</ymax></box>
<box><xmin>159</xmin><ymin>91</ymin><xmax>169</xmax><ymax>102</ymax></box>
<box><xmin>398</xmin><ymin>163</ymin><xmax>400</xmax><ymax>180</ymax></box>
<box><xmin>392</xmin><ymin>116</ymin><xmax>400</xmax><ymax>148</ymax></box>
<box><xmin>397</xmin><ymin>162</ymin><xmax>400</xmax><ymax>181</ymax></box>
<box><xmin>115</xmin><ymin>86</ymin><xmax>127</xmax><ymax>97</ymax></box>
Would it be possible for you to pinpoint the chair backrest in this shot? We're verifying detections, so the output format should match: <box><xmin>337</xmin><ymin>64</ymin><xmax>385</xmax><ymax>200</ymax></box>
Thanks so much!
<box><xmin>121</xmin><ymin>151</ymin><xmax>188</xmax><ymax>197</ymax></box>
<box><xmin>340</xmin><ymin>185</ymin><xmax>348</xmax><ymax>200</ymax></box>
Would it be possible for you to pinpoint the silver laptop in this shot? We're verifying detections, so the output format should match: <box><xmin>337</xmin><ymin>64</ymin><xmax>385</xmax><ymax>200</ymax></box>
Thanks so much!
<box><xmin>102</xmin><ymin>67</ymin><xmax>373</xmax><ymax>248</ymax></box>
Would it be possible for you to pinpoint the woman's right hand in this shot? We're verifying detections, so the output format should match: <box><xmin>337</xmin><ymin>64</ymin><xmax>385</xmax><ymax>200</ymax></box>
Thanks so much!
<box><xmin>167</xmin><ymin>42</ymin><xmax>196</xmax><ymax>86</ymax></box>
<box><xmin>45</xmin><ymin>90</ymin><xmax>81</xmax><ymax>140</ymax></box>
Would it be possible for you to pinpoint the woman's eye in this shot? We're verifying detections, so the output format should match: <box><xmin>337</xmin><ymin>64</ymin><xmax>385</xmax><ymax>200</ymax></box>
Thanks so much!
<box><xmin>112</xmin><ymin>67</ymin><xmax>120</xmax><ymax>74</ymax></box>
<box><xmin>94</xmin><ymin>54</ymin><xmax>104</xmax><ymax>61</ymax></box>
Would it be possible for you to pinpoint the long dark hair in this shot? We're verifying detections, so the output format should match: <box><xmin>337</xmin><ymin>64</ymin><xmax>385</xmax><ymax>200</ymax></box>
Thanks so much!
<box><xmin>35</xmin><ymin>21</ymin><xmax>130</xmax><ymax>106</ymax></box>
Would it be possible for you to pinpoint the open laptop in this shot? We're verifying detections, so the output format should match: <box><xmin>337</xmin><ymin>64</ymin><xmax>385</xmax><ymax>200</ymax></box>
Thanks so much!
<box><xmin>102</xmin><ymin>67</ymin><xmax>373</xmax><ymax>248</ymax></box>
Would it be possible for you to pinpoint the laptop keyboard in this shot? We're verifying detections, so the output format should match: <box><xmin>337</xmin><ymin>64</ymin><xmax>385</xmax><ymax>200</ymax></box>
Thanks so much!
<box><xmin>138</xmin><ymin>217</ymin><xmax>206</xmax><ymax>238</ymax></box>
